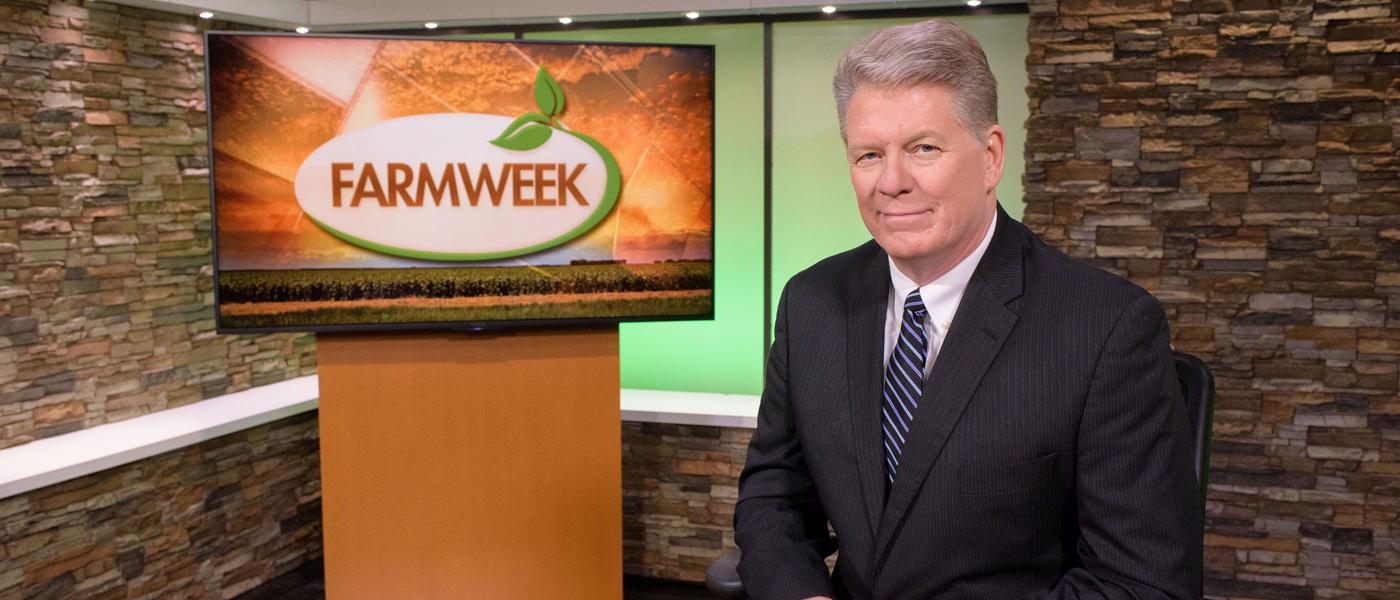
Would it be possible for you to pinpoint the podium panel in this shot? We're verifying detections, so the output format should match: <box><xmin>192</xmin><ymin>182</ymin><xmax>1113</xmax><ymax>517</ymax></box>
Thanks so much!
<box><xmin>317</xmin><ymin>327</ymin><xmax>621</xmax><ymax>599</ymax></box>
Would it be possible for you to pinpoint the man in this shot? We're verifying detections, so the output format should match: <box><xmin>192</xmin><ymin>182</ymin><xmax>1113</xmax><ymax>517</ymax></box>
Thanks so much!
<box><xmin>734</xmin><ymin>20</ymin><xmax>1202</xmax><ymax>599</ymax></box>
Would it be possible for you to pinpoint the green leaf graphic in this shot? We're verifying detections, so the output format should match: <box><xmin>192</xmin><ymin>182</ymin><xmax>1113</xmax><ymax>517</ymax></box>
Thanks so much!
<box><xmin>496</xmin><ymin>112</ymin><xmax>550</xmax><ymax>141</ymax></box>
<box><xmin>490</xmin><ymin>122</ymin><xmax>553</xmax><ymax>151</ymax></box>
<box><xmin>533</xmin><ymin>67</ymin><xmax>565</xmax><ymax>117</ymax></box>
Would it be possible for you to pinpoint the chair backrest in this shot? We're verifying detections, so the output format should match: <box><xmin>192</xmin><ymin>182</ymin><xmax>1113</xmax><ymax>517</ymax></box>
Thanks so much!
<box><xmin>1171</xmin><ymin>350</ymin><xmax>1215</xmax><ymax>508</ymax></box>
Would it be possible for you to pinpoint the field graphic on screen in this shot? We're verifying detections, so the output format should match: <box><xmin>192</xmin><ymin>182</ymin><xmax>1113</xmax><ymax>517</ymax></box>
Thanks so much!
<box><xmin>207</xmin><ymin>33</ymin><xmax>714</xmax><ymax>332</ymax></box>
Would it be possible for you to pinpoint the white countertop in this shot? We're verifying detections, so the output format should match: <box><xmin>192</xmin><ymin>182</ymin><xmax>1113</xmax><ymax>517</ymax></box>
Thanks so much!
<box><xmin>0</xmin><ymin>376</ymin><xmax>759</xmax><ymax>500</ymax></box>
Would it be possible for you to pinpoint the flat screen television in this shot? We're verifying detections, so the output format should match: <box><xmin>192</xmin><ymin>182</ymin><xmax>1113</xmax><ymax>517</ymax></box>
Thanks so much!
<box><xmin>205</xmin><ymin>32</ymin><xmax>715</xmax><ymax>333</ymax></box>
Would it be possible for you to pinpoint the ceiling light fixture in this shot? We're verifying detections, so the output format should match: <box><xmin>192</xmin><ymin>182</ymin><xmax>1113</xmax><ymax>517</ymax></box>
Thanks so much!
<box><xmin>558</xmin><ymin>16</ymin><xmax>573</xmax><ymax>25</ymax></box>
<box><xmin>198</xmin><ymin>11</ymin><xmax>214</xmax><ymax>19</ymax></box>
<box><xmin>295</xmin><ymin>26</ymin><xmax>310</xmax><ymax>34</ymax></box>
<box><xmin>425</xmin><ymin>22</ymin><xmax>439</xmax><ymax>29</ymax></box>
<box><xmin>966</xmin><ymin>0</ymin><xmax>982</xmax><ymax>6</ymax></box>
<box><xmin>821</xmin><ymin>5</ymin><xmax>837</xmax><ymax>14</ymax></box>
<box><xmin>686</xmin><ymin>11</ymin><xmax>700</xmax><ymax>19</ymax></box>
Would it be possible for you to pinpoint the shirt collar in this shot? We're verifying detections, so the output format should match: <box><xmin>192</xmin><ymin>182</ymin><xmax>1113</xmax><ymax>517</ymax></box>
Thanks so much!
<box><xmin>888</xmin><ymin>213</ymin><xmax>998</xmax><ymax>336</ymax></box>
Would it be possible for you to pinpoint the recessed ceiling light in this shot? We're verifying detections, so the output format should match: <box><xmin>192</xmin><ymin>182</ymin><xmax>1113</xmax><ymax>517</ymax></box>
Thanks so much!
<box><xmin>295</xmin><ymin>26</ymin><xmax>310</xmax><ymax>34</ymax></box>
<box><xmin>821</xmin><ymin>5</ymin><xmax>837</xmax><ymax>14</ymax></box>
<box><xmin>425</xmin><ymin>22</ymin><xmax>439</xmax><ymax>29</ymax></box>
<box><xmin>198</xmin><ymin>11</ymin><xmax>214</xmax><ymax>19</ymax></box>
<box><xmin>966</xmin><ymin>0</ymin><xmax>982</xmax><ymax>6</ymax></box>
<box><xmin>685</xmin><ymin>11</ymin><xmax>700</xmax><ymax>19</ymax></box>
<box><xmin>558</xmin><ymin>16</ymin><xmax>573</xmax><ymax>25</ymax></box>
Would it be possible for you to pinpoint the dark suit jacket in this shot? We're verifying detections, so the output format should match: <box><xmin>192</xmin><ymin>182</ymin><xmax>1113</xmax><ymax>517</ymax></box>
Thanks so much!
<box><xmin>735</xmin><ymin>206</ymin><xmax>1202</xmax><ymax>599</ymax></box>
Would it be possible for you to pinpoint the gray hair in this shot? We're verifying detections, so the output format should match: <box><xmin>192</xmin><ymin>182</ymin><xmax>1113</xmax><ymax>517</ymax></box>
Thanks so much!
<box><xmin>832</xmin><ymin>19</ymin><xmax>998</xmax><ymax>143</ymax></box>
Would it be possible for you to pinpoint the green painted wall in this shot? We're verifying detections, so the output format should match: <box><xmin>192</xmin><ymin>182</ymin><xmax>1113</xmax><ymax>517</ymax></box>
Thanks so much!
<box><xmin>528</xmin><ymin>25</ymin><xmax>767</xmax><ymax>395</ymax></box>
<box><xmin>769</xmin><ymin>15</ymin><xmax>1030</xmax><ymax>321</ymax></box>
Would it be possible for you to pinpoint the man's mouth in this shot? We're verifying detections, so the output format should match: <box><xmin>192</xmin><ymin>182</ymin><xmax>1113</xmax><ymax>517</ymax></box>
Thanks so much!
<box><xmin>880</xmin><ymin>209</ymin><xmax>931</xmax><ymax>218</ymax></box>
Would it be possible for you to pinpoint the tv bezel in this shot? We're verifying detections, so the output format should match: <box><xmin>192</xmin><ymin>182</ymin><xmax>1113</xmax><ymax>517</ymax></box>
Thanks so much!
<box><xmin>204</xmin><ymin>31</ymin><xmax>718</xmax><ymax>335</ymax></box>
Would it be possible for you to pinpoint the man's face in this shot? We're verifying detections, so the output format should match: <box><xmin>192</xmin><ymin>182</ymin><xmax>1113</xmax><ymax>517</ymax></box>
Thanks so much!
<box><xmin>844</xmin><ymin>84</ymin><xmax>1003</xmax><ymax>282</ymax></box>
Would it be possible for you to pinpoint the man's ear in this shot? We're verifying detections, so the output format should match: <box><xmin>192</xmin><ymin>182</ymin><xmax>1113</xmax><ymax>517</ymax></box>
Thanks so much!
<box><xmin>983</xmin><ymin>124</ymin><xmax>1006</xmax><ymax>194</ymax></box>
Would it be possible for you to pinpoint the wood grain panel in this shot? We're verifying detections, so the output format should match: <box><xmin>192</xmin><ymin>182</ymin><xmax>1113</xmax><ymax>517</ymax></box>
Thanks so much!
<box><xmin>318</xmin><ymin>327</ymin><xmax>621</xmax><ymax>599</ymax></box>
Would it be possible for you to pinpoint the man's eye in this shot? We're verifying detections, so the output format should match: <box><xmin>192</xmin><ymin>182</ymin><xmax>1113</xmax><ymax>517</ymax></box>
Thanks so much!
<box><xmin>913</xmin><ymin>144</ymin><xmax>938</xmax><ymax>154</ymax></box>
<box><xmin>856</xmin><ymin>152</ymin><xmax>880</xmax><ymax>163</ymax></box>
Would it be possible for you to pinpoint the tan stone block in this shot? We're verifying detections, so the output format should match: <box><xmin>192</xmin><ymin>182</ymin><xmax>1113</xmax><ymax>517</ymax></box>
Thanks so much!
<box><xmin>1314</xmin><ymin>5</ymin><xmax>1391</xmax><ymax>20</ymax></box>
<box><xmin>53</xmin><ymin>160</ymin><xmax>98</xmax><ymax>176</ymax></box>
<box><xmin>1327</xmin><ymin>40</ymin><xmax>1385</xmax><ymax>53</ymax></box>
<box><xmin>1168</xmin><ymin>114</ymin><xmax>1223</xmax><ymax>128</ymax></box>
<box><xmin>82</xmin><ymin>48</ymin><xmax>124</xmax><ymax>65</ymax></box>
<box><xmin>1046</xmin><ymin>161</ymin><xmax>1110</xmax><ymax>185</ymax></box>
<box><xmin>1305</xmin><ymin>446</ymin><xmax>1365</xmax><ymax>461</ymax></box>
<box><xmin>1285</xmin><ymin>326</ymin><xmax>1357</xmax><ymax>341</ymax></box>
<box><xmin>33</xmin><ymin>400</ymin><xmax>84</xmax><ymax>425</ymax></box>
<box><xmin>143</xmin><ymin>27</ymin><xmax>201</xmax><ymax>45</ymax></box>
<box><xmin>1332</xmin><ymin>505</ymin><xmax>1366</xmax><ymax>528</ymax></box>
<box><xmin>84</xmin><ymin>111</ymin><xmax>127</xmax><ymax>126</ymax></box>
<box><xmin>1058</xmin><ymin>0</ymin><xmax>1170</xmax><ymax>16</ymax></box>
<box><xmin>0</xmin><ymin>566</ymin><xmax>20</xmax><ymax>590</ymax></box>
<box><xmin>65</xmin><ymin>338</ymin><xmax>111</xmax><ymax>359</ymax></box>
<box><xmin>39</xmin><ymin>28</ymin><xmax>82</xmax><ymax>45</ymax></box>
<box><xmin>1221</xmin><ymin>23</ymin><xmax>1270</xmax><ymax>38</ymax></box>
<box><xmin>18</xmin><ymin>219</ymin><xmax>72</xmax><ymax>236</ymax></box>
<box><xmin>1046</xmin><ymin>50</ymin><xmax>1114</xmax><ymax>63</ymax></box>
<box><xmin>672</xmin><ymin>459</ymin><xmax>730</xmax><ymax>477</ymax></box>
<box><xmin>23</xmin><ymin>542</ymin><xmax>114</xmax><ymax>584</ymax></box>
<box><xmin>1204</xmin><ymin>533</ymin><xmax>1301</xmax><ymax>552</ymax></box>
<box><xmin>1182</xmin><ymin>161</ymin><xmax>1249</xmax><ymax>193</ymax></box>
<box><xmin>5</xmin><ymin>530</ymin><xmax>53</xmax><ymax>559</ymax></box>
<box><xmin>0</xmin><ymin>496</ymin><xmax>29</xmax><ymax>520</ymax></box>
<box><xmin>1086</xmin><ymin>12</ymin><xmax>1169</xmax><ymax>27</ymax></box>
<box><xmin>1196</xmin><ymin>245</ymin><xmax>1266</xmax><ymax>260</ymax></box>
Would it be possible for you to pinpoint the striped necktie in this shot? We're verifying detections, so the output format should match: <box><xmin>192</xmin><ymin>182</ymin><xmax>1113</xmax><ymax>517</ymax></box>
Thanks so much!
<box><xmin>882</xmin><ymin>289</ymin><xmax>928</xmax><ymax>486</ymax></box>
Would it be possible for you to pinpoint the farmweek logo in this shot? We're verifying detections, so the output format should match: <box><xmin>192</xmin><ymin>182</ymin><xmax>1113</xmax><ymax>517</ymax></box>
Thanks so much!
<box><xmin>292</xmin><ymin>67</ymin><xmax>622</xmax><ymax>261</ymax></box>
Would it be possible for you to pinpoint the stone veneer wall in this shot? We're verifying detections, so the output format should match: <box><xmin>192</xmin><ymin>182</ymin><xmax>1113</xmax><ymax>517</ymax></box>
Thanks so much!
<box><xmin>0</xmin><ymin>0</ymin><xmax>315</xmax><ymax>447</ymax></box>
<box><xmin>1</xmin><ymin>0</ymin><xmax>321</xmax><ymax>596</ymax></box>
<box><xmin>1022</xmin><ymin>0</ymin><xmax>1398</xmax><ymax>598</ymax></box>
<box><xmin>622</xmin><ymin>422</ymin><xmax>750</xmax><ymax>580</ymax></box>
<box><xmin>0</xmin><ymin>413</ymin><xmax>320</xmax><ymax>599</ymax></box>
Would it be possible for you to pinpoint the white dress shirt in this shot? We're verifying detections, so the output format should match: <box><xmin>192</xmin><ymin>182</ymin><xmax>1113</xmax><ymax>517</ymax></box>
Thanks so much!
<box><xmin>882</xmin><ymin>214</ymin><xmax>997</xmax><ymax>378</ymax></box>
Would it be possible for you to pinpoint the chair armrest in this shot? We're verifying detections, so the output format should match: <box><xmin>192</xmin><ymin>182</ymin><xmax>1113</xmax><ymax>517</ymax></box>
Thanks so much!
<box><xmin>705</xmin><ymin>548</ymin><xmax>746</xmax><ymax>596</ymax></box>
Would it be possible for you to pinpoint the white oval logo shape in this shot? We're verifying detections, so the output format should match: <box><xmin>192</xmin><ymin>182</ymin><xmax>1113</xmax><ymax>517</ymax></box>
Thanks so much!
<box><xmin>293</xmin><ymin>113</ymin><xmax>620</xmax><ymax>261</ymax></box>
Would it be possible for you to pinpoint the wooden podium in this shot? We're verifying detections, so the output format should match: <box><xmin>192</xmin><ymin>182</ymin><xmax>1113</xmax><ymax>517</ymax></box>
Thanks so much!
<box><xmin>316</xmin><ymin>327</ymin><xmax>622</xmax><ymax>599</ymax></box>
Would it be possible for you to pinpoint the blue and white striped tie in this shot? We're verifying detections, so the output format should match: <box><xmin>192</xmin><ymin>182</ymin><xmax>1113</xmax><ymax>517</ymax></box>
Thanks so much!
<box><xmin>882</xmin><ymin>289</ymin><xmax>929</xmax><ymax>486</ymax></box>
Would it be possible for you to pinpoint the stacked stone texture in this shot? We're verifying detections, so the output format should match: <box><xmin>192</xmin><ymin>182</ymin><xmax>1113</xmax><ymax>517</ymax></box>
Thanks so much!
<box><xmin>0</xmin><ymin>0</ymin><xmax>316</xmax><ymax>444</ymax></box>
<box><xmin>0</xmin><ymin>413</ymin><xmax>321</xmax><ymax>599</ymax></box>
<box><xmin>1</xmin><ymin>0</ymin><xmax>320</xmax><ymax>596</ymax></box>
<box><xmin>621</xmin><ymin>423</ymin><xmax>835</xmax><ymax>583</ymax></box>
<box><xmin>0</xmin><ymin>0</ymin><xmax>314</xmax><ymax>447</ymax></box>
<box><xmin>1024</xmin><ymin>0</ymin><xmax>1399</xmax><ymax>597</ymax></box>
<box><xmin>622</xmin><ymin>422</ymin><xmax>752</xmax><ymax>580</ymax></box>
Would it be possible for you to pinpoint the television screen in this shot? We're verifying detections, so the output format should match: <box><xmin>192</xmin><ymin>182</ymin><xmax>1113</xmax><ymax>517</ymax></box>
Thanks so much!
<box><xmin>205</xmin><ymin>32</ymin><xmax>715</xmax><ymax>333</ymax></box>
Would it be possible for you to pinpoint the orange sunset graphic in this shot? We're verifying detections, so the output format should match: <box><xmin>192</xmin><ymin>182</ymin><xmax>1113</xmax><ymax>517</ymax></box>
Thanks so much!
<box><xmin>208</xmin><ymin>34</ymin><xmax>714</xmax><ymax>330</ymax></box>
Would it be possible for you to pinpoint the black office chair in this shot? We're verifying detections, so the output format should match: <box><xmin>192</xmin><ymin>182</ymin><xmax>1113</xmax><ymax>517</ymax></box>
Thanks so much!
<box><xmin>1172</xmin><ymin>351</ymin><xmax>1215</xmax><ymax>508</ymax></box>
<box><xmin>705</xmin><ymin>350</ymin><xmax>1216</xmax><ymax>596</ymax></box>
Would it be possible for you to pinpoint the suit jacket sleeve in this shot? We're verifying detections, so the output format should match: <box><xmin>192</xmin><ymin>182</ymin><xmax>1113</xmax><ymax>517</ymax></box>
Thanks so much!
<box><xmin>734</xmin><ymin>285</ymin><xmax>837</xmax><ymax>600</ymax></box>
<box><xmin>1028</xmin><ymin>293</ymin><xmax>1204</xmax><ymax>600</ymax></box>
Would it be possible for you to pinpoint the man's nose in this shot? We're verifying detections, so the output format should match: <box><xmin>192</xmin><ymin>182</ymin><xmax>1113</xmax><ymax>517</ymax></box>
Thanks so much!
<box><xmin>875</xmin><ymin>154</ymin><xmax>912</xmax><ymax>198</ymax></box>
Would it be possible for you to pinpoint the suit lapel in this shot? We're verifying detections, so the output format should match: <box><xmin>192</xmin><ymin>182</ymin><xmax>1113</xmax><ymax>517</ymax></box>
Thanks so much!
<box><xmin>846</xmin><ymin>243</ymin><xmax>892</xmax><ymax>546</ymax></box>
<box><xmin>871</xmin><ymin>207</ymin><xmax>1028</xmax><ymax>573</ymax></box>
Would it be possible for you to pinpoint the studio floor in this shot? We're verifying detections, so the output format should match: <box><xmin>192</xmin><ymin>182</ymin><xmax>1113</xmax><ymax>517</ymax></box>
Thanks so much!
<box><xmin>235</xmin><ymin>559</ymin><xmax>718</xmax><ymax>600</ymax></box>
